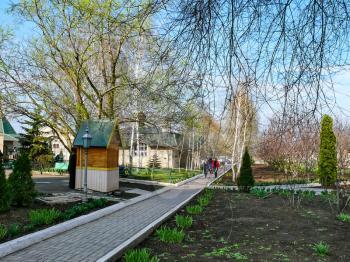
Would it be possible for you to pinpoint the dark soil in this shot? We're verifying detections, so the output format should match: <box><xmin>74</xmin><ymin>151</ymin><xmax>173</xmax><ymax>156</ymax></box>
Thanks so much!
<box><xmin>127</xmin><ymin>190</ymin><xmax>350</xmax><ymax>262</ymax></box>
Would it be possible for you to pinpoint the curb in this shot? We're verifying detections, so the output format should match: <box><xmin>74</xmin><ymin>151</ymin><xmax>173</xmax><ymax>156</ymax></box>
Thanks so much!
<box><xmin>0</xmin><ymin>172</ymin><xmax>204</xmax><ymax>258</ymax></box>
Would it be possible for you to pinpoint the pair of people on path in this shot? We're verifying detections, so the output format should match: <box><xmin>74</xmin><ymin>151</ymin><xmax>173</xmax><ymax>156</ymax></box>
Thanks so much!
<box><xmin>203</xmin><ymin>158</ymin><xmax>220</xmax><ymax>178</ymax></box>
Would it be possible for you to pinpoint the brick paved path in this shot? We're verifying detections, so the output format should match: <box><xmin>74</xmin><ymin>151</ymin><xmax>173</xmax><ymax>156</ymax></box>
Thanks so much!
<box><xmin>1</xmin><ymin>168</ymin><xmax>229</xmax><ymax>262</ymax></box>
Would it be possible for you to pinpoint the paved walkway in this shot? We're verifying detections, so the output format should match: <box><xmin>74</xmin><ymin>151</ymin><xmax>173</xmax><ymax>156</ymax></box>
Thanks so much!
<box><xmin>1</xmin><ymin>168</ymin><xmax>229</xmax><ymax>262</ymax></box>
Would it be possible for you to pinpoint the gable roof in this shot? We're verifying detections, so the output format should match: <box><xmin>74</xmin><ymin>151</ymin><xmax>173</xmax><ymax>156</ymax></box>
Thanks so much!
<box><xmin>73</xmin><ymin>120</ymin><xmax>118</xmax><ymax>148</ymax></box>
<box><xmin>0</xmin><ymin>117</ymin><xmax>19</xmax><ymax>142</ymax></box>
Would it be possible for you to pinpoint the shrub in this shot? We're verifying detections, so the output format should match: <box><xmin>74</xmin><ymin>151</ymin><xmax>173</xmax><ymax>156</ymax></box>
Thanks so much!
<box><xmin>7</xmin><ymin>223</ymin><xmax>22</xmax><ymax>237</ymax></box>
<box><xmin>337</xmin><ymin>213</ymin><xmax>350</xmax><ymax>223</ymax></box>
<box><xmin>0</xmin><ymin>155</ymin><xmax>11</xmax><ymax>212</ymax></box>
<box><xmin>198</xmin><ymin>196</ymin><xmax>210</xmax><ymax>207</ymax></box>
<box><xmin>250</xmin><ymin>188</ymin><xmax>269</xmax><ymax>198</ymax></box>
<box><xmin>8</xmin><ymin>153</ymin><xmax>36</xmax><ymax>206</ymax></box>
<box><xmin>313</xmin><ymin>241</ymin><xmax>329</xmax><ymax>256</ymax></box>
<box><xmin>0</xmin><ymin>224</ymin><xmax>7</xmax><ymax>240</ymax></box>
<box><xmin>124</xmin><ymin>248</ymin><xmax>160</xmax><ymax>262</ymax></box>
<box><xmin>318</xmin><ymin>115</ymin><xmax>337</xmax><ymax>187</ymax></box>
<box><xmin>237</xmin><ymin>148</ymin><xmax>254</xmax><ymax>192</ymax></box>
<box><xmin>29</xmin><ymin>208</ymin><xmax>62</xmax><ymax>226</ymax></box>
<box><xmin>186</xmin><ymin>205</ymin><xmax>203</xmax><ymax>215</ymax></box>
<box><xmin>175</xmin><ymin>215</ymin><xmax>193</xmax><ymax>229</ymax></box>
<box><xmin>156</xmin><ymin>226</ymin><xmax>185</xmax><ymax>243</ymax></box>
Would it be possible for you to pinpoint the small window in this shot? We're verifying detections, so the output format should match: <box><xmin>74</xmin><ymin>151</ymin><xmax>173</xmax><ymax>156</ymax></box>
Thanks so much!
<box><xmin>134</xmin><ymin>143</ymin><xmax>147</xmax><ymax>157</ymax></box>
<box><xmin>53</xmin><ymin>144</ymin><xmax>60</xmax><ymax>149</ymax></box>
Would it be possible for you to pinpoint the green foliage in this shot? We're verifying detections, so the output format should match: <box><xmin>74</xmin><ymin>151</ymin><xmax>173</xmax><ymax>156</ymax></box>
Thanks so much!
<box><xmin>8</xmin><ymin>153</ymin><xmax>36</xmax><ymax>206</ymax></box>
<box><xmin>62</xmin><ymin>198</ymin><xmax>108</xmax><ymax>220</ymax></box>
<box><xmin>156</xmin><ymin>226</ymin><xmax>185</xmax><ymax>243</ymax></box>
<box><xmin>237</xmin><ymin>148</ymin><xmax>254</xmax><ymax>192</ymax></box>
<box><xmin>124</xmin><ymin>248</ymin><xmax>160</xmax><ymax>262</ymax></box>
<box><xmin>7</xmin><ymin>223</ymin><xmax>22</xmax><ymax>237</ymax></box>
<box><xmin>0</xmin><ymin>224</ymin><xmax>7</xmax><ymax>240</ymax></box>
<box><xmin>318</xmin><ymin>115</ymin><xmax>337</xmax><ymax>187</ymax></box>
<box><xmin>175</xmin><ymin>215</ymin><xmax>193</xmax><ymax>229</ymax></box>
<box><xmin>148</xmin><ymin>154</ymin><xmax>161</xmax><ymax>168</ymax></box>
<box><xmin>186</xmin><ymin>205</ymin><xmax>203</xmax><ymax>215</ymax></box>
<box><xmin>250</xmin><ymin>188</ymin><xmax>269</xmax><ymax>198</ymax></box>
<box><xmin>198</xmin><ymin>196</ymin><xmax>210</xmax><ymax>206</ymax></box>
<box><xmin>0</xmin><ymin>155</ymin><xmax>11</xmax><ymax>212</ymax></box>
<box><xmin>313</xmin><ymin>241</ymin><xmax>329</xmax><ymax>256</ymax></box>
<box><xmin>231</xmin><ymin>252</ymin><xmax>248</xmax><ymax>260</ymax></box>
<box><xmin>19</xmin><ymin>114</ymin><xmax>53</xmax><ymax>169</ymax></box>
<box><xmin>29</xmin><ymin>208</ymin><xmax>62</xmax><ymax>226</ymax></box>
<box><xmin>337</xmin><ymin>213</ymin><xmax>350</xmax><ymax>223</ymax></box>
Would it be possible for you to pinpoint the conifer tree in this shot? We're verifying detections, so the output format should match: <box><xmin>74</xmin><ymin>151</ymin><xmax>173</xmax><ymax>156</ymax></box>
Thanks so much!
<box><xmin>237</xmin><ymin>148</ymin><xmax>254</xmax><ymax>192</ymax></box>
<box><xmin>8</xmin><ymin>153</ymin><xmax>36</xmax><ymax>206</ymax></box>
<box><xmin>0</xmin><ymin>154</ymin><xmax>11</xmax><ymax>212</ymax></box>
<box><xmin>318</xmin><ymin>115</ymin><xmax>337</xmax><ymax>187</ymax></box>
<box><xmin>148</xmin><ymin>154</ymin><xmax>161</xmax><ymax>168</ymax></box>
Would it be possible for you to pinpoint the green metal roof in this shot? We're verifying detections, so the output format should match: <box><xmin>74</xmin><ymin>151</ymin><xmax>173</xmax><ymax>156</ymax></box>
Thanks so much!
<box><xmin>0</xmin><ymin>117</ymin><xmax>19</xmax><ymax>142</ymax></box>
<box><xmin>73</xmin><ymin>120</ymin><xmax>117</xmax><ymax>148</ymax></box>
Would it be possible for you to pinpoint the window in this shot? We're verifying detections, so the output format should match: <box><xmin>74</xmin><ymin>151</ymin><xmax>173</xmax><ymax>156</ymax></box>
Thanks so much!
<box><xmin>133</xmin><ymin>143</ymin><xmax>147</xmax><ymax>157</ymax></box>
<box><xmin>53</xmin><ymin>144</ymin><xmax>60</xmax><ymax>149</ymax></box>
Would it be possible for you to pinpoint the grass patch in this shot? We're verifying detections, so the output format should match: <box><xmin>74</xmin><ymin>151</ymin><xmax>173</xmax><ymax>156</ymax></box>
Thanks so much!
<box><xmin>337</xmin><ymin>213</ymin><xmax>350</xmax><ymax>223</ymax></box>
<box><xmin>313</xmin><ymin>241</ymin><xmax>329</xmax><ymax>256</ymax></box>
<box><xmin>156</xmin><ymin>226</ymin><xmax>185</xmax><ymax>243</ymax></box>
<box><xmin>62</xmin><ymin>198</ymin><xmax>108</xmax><ymax>220</ymax></box>
<box><xmin>124</xmin><ymin>248</ymin><xmax>159</xmax><ymax>262</ymax></box>
<box><xmin>29</xmin><ymin>208</ymin><xmax>62</xmax><ymax>226</ymax></box>
<box><xmin>186</xmin><ymin>205</ymin><xmax>203</xmax><ymax>215</ymax></box>
<box><xmin>0</xmin><ymin>224</ymin><xmax>7</xmax><ymax>240</ymax></box>
<box><xmin>175</xmin><ymin>215</ymin><xmax>193</xmax><ymax>229</ymax></box>
<box><xmin>128</xmin><ymin>168</ymin><xmax>200</xmax><ymax>183</ymax></box>
<box><xmin>7</xmin><ymin>223</ymin><xmax>22</xmax><ymax>237</ymax></box>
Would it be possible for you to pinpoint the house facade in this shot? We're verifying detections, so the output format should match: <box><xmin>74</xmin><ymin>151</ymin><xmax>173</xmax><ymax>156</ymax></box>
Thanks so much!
<box><xmin>119</xmin><ymin>126</ymin><xmax>184</xmax><ymax>169</ymax></box>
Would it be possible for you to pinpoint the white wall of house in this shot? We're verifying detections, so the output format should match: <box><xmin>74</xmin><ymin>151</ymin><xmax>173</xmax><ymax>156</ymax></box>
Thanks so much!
<box><xmin>119</xmin><ymin>145</ymin><xmax>178</xmax><ymax>168</ymax></box>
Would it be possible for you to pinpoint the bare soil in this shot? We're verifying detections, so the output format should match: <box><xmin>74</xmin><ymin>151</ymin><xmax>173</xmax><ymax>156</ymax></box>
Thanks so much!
<box><xmin>128</xmin><ymin>190</ymin><xmax>350</xmax><ymax>262</ymax></box>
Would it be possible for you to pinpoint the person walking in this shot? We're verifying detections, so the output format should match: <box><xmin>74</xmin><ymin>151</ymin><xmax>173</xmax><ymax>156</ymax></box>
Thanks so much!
<box><xmin>208</xmin><ymin>158</ymin><xmax>213</xmax><ymax>177</ymax></box>
<box><xmin>214</xmin><ymin>158</ymin><xmax>220</xmax><ymax>178</ymax></box>
<box><xmin>203</xmin><ymin>160</ymin><xmax>209</xmax><ymax>178</ymax></box>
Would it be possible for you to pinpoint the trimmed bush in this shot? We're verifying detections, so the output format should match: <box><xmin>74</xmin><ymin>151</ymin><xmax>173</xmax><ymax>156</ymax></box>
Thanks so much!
<box><xmin>0</xmin><ymin>155</ymin><xmax>11</xmax><ymax>212</ymax></box>
<box><xmin>175</xmin><ymin>215</ymin><xmax>193</xmax><ymax>229</ymax></box>
<box><xmin>237</xmin><ymin>148</ymin><xmax>254</xmax><ymax>192</ymax></box>
<box><xmin>29</xmin><ymin>208</ymin><xmax>62</xmax><ymax>226</ymax></box>
<box><xmin>124</xmin><ymin>248</ymin><xmax>160</xmax><ymax>262</ymax></box>
<box><xmin>8</xmin><ymin>153</ymin><xmax>36</xmax><ymax>206</ymax></box>
<box><xmin>156</xmin><ymin>226</ymin><xmax>185</xmax><ymax>243</ymax></box>
<box><xmin>318</xmin><ymin>115</ymin><xmax>337</xmax><ymax>187</ymax></box>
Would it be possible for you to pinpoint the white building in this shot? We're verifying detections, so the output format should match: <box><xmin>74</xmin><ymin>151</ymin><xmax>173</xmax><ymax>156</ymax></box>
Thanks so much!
<box><xmin>40</xmin><ymin>127</ymin><xmax>73</xmax><ymax>162</ymax></box>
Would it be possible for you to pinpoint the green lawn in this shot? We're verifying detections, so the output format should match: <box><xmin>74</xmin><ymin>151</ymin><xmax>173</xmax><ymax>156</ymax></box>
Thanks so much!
<box><xmin>127</xmin><ymin>168</ymin><xmax>201</xmax><ymax>183</ymax></box>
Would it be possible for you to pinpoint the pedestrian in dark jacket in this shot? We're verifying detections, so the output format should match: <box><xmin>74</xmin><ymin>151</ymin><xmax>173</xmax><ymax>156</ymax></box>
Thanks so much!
<box><xmin>208</xmin><ymin>158</ymin><xmax>213</xmax><ymax>177</ymax></box>
<box><xmin>203</xmin><ymin>161</ymin><xmax>209</xmax><ymax>178</ymax></box>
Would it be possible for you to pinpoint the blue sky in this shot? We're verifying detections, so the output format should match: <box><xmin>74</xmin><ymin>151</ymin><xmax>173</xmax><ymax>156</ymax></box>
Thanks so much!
<box><xmin>1</xmin><ymin>0</ymin><xmax>350</xmax><ymax>133</ymax></box>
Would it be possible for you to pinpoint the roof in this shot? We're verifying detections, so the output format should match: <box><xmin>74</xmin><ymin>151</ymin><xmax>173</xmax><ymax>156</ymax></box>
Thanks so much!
<box><xmin>119</xmin><ymin>126</ymin><xmax>180</xmax><ymax>148</ymax></box>
<box><xmin>73</xmin><ymin>120</ymin><xmax>118</xmax><ymax>148</ymax></box>
<box><xmin>0</xmin><ymin>117</ymin><xmax>19</xmax><ymax>142</ymax></box>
